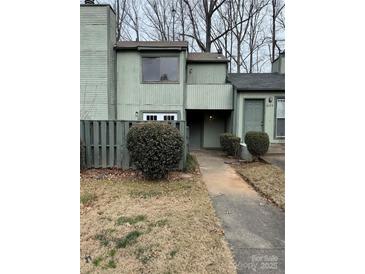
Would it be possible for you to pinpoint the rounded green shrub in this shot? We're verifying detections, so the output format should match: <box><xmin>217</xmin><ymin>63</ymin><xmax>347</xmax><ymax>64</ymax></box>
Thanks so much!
<box><xmin>220</xmin><ymin>133</ymin><xmax>241</xmax><ymax>156</ymax></box>
<box><xmin>127</xmin><ymin>123</ymin><xmax>184</xmax><ymax>180</ymax></box>
<box><xmin>220</xmin><ymin>133</ymin><xmax>234</xmax><ymax>153</ymax></box>
<box><xmin>227</xmin><ymin>136</ymin><xmax>241</xmax><ymax>156</ymax></box>
<box><xmin>244</xmin><ymin>131</ymin><xmax>270</xmax><ymax>159</ymax></box>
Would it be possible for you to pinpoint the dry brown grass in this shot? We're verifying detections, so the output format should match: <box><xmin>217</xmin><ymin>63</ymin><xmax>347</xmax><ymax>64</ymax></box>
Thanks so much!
<box><xmin>233</xmin><ymin>162</ymin><xmax>285</xmax><ymax>209</ymax></box>
<box><xmin>80</xmin><ymin>170</ymin><xmax>236</xmax><ymax>274</ymax></box>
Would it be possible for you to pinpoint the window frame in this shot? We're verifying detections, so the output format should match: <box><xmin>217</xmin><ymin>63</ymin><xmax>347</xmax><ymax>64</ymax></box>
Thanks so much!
<box><xmin>142</xmin><ymin>113</ymin><xmax>178</xmax><ymax>121</ymax></box>
<box><xmin>274</xmin><ymin>97</ymin><xmax>285</xmax><ymax>139</ymax></box>
<box><xmin>141</xmin><ymin>55</ymin><xmax>180</xmax><ymax>84</ymax></box>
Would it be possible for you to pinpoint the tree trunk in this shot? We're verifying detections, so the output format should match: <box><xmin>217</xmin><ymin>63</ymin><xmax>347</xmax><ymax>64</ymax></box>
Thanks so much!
<box><xmin>271</xmin><ymin>0</ymin><xmax>276</xmax><ymax>62</ymax></box>
<box><xmin>205</xmin><ymin>16</ymin><xmax>212</xmax><ymax>52</ymax></box>
<box><xmin>237</xmin><ymin>40</ymin><xmax>241</xmax><ymax>73</ymax></box>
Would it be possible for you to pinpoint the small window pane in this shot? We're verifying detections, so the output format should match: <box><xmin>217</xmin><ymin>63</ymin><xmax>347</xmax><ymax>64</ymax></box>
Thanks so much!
<box><xmin>160</xmin><ymin>57</ymin><xmax>178</xmax><ymax>81</ymax></box>
<box><xmin>276</xmin><ymin>99</ymin><xmax>285</xmax><ymax>118</ymax></box>
<box><xmin>276</xmin><ymin>118</ymin><xmax>285</xmax><ymax>137</ymax></box>
<box><xmin>142</xmin><ymin>58</ymin><xmax>160</xmax><ymax>81</ymax></box>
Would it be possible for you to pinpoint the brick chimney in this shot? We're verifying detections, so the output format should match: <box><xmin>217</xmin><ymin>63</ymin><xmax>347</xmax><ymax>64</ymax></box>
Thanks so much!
<box><xmin>85</xmin><ymin>0</ymin><xmax>94</xmax><ymax>4</ymax></box>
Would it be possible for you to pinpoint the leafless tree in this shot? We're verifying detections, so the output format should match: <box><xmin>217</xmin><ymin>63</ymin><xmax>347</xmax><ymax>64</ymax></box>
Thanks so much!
<box><xmin>125</xmin><ymin>0</ymin><xmax>140</xmax><ymax>41</ymax></box>
<box><xmin>214</xmin><ymin>0</ymin><xmax>269</xmax><ymax>72</ymax></box>
<box><xmin>182</xmin><ymin>0</ymin><xmax>229</xmax><ymax>52</ymax></box>
<box><xmin>114</xmin><ymin>0</ymin><xmax>129</xmax><ymax>41</ymax></box>
<box><xmin>270</xmin><ymin>0</ymin><xmax>285</xmax><ymax>62</ymax></box>
<box><xmin>143</xmin><ymin>0</ymin><xmax>177</xmax><ymax>40</ymax></box>
<box><xmin>245</xmin><ymin>0</ymin><xmax>268</xmax><ymax>72</ymax></box>
<box><xmin>100</xmin><ymin>0</ymin><xmax>285</xmax><ymax>71</ymax></box>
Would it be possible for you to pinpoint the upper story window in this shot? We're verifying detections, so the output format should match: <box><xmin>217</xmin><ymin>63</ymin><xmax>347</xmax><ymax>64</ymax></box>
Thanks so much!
<box><xmin>142</xmin><ymin>57</ymin><xmax>179</xmax><ymax>83</ymax></box>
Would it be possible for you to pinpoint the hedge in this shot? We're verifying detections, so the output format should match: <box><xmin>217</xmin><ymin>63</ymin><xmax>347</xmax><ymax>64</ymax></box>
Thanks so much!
<box><xmin>220</xmin><ymin>133</ymin><xmax>241</xmax><ymax>156</ymax></box>
<box><xmin>127</xmin><ymin>123</ymin><xmax>184</xmax><ymax>180</ymax></box>
<box><xmin>244</xmin><ymin>131</ymin><xmax>270</xmax><ymax>159</ymax></box>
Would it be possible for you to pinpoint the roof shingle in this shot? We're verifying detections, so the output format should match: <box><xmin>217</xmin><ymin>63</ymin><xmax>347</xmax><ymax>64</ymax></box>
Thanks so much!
<box><xmin>115</xmin><ymin>41</ymin><xmax>188</xmax><ymax>50</ymax></box>
<box><xmin>227</xmin><ymin>73</ymin><xmax>285</xmax><ymax>91</ymax></box>
<box><xmin>187</xmin><ymin>53</ymin><xmax>229</xmax><ymax>63</ymax></box>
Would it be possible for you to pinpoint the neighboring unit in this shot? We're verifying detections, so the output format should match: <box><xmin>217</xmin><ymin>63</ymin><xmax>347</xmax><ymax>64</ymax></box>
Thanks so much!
<box><xmin>80</xmin><ymin>3</ymin><xmax>285</xmax><ymax>154</ymax></box>
<box><xmin>228</xmin><ymin>73</ymin><xmax>285</xmax><ymax>143</ymax></box>
<box><xmin>272</xmin><ymin>51</ymin><xmax>285</xmax><ymax>74</ymax></box>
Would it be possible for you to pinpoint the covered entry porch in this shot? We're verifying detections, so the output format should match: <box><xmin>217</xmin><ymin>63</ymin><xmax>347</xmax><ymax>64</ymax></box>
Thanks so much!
<box><xmin>186</xmin><ymin>110</ymin><xmax>232</xmax><ymax>149</ymax></box>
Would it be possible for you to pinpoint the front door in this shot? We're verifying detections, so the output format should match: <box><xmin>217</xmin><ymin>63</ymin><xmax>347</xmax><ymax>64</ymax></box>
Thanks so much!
<box><xmin>187</xmin><ymin>111</ymin><xmax>203</xmax><ymax>149</ymax></box>
<box><xmin>244</xmin><ymin>99</ymin><xmax>265</xmax><ymax>136</ymax></box>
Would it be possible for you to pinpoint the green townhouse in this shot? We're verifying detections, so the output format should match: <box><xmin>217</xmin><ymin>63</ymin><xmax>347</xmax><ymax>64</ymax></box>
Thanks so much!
<box><xmin>80</xmin><ymin>3</ymin><xmax>285</xmax><ymax>152</ymax></box>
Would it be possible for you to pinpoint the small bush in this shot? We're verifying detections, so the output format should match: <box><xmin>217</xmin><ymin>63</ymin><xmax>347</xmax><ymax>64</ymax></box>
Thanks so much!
<box><xmin>220</xmin><ymin>133</ymin><xmax>234</xmax><ymax>152</ymax></box>
<box><xmin>227</xmin><ymin>136</ymin><xmax>241</xmax><ymax>156</ymax></box>
<box><xmin>80</xmin><ymin>140</ymin><xmax>86</xmax><ymax>170</ymax></box>
<box><xmin>127</xmin><ymin>123</ymin><xmax>184</xmax><ymax>180</ymax></box>
<box><xmin>244</xmin><ymin>131</ymin><xmax>270</xmax><ymax>159</ymax></box>
<box><xmin>220</xmin><ymin>133</ymin><xmax>241</xmax><ymax>156</ymax></box>
<box><xmin>185</xmin><ymin>153</ymin><xmax>199</xmax><ymax>173</ymax></box>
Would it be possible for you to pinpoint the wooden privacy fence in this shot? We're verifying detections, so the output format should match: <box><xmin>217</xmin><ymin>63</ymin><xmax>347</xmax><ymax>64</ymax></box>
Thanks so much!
<box><xmin>80</xmin><ymin>120</ymin><xmax>187</xmax><ymax>169</ymax></box>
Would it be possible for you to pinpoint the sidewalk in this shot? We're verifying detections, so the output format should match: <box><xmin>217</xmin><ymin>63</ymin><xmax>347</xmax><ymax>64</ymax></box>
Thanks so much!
<box><xmin>262</xmin><ymin>144</ymin><xmax>285</xmax><ymax>170</ymax></box>
<box><xmin>192</xmin><ymin>150</ymin><xmax>285</xmax><ymax>274</ymax></box>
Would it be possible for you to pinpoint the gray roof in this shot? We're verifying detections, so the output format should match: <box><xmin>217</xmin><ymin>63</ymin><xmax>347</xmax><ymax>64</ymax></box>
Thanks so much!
<box><xmin>115</xmin><ymin>41</ymin><xmax>188</xmax><ymax>51</ymax></box>
<box><xmin>227</xmin><ymin>73</ymin><xmax>285</xmax><ymax>91</ymax></box>
<box><xmin>187</xmin><ymin>53</ymin><xmax>229</xmax><ymax>63</ymax></box>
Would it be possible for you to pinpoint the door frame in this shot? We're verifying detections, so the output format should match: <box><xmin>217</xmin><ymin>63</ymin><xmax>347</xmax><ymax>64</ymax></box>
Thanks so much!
<box><xmin>242</xmin><ymin>98</ymin><xmax>265</xmax><ymax>139</ymax></box>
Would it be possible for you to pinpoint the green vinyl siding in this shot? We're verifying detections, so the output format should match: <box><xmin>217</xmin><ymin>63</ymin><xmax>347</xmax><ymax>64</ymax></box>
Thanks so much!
<box><xmin>186</xmin><ymin>84</ymin><xmax>233</xmax><ymax>109</ymax></box>
<box><xmin>187</xmin><ymin>63</ymin><xmax>226</xmax><ymax>84</ymax></box>
<box><xmin>80</xmin><ymin>5</ymin><xmax>115</xmax><ymax>120</ymax></box>
<box><xmin>116</xmin><ymin>51</ymin><xmax>185</xmax><ymax>120</ymax></box>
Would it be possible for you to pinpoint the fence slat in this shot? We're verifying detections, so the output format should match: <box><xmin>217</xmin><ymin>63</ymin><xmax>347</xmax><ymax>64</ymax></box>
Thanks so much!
<box><xmin>93</xmin><ymin>121</ymin><xmax>100</xmax><ymax>168</ymax></box>
<box><xmin>84</xmin><ymin>121</ymin><xmax>92</xmax><ymax>168</ymax></box>
<box><xmin>116</xmin><ymin>121</ymin><xmax>123</xmax><ymax>168</ymax></box>
<box><xmin>122</xmin><ymin>122</ymin><xmax>130</xmax><ymax>169</ymax></box>
<box><xmin>108</xmin><ymin>121</ymin><xmax>115</xmax><ymax>167</ymax></box>
<box><xmin>101</xmin><ymin>121</ymin><xmax>107</xmax><ymax>168</ymax></box>
<box><xmin>80</xmin><ymin>120</ymin><xmax>187</xmax><ymax>170</ymax></box>
<box><xmin>80</xmin><ymin>121</ymin><xmax>85</xmax><ymax>142</ymax></box>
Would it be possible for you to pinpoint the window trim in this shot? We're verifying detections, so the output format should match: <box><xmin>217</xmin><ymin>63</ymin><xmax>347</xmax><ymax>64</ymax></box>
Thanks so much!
<box><xmin>140</xmin><ymin>54</ymin><xmax>180</xmax><ymax>84</ymax></box>
<box><xmin>142</xmin><ymin>113</ymin><xmax>178</xmax><ymax>121</ymax></box>
<box><xmin>274</xmin><ymin>96</ymin><xmax>285</xmax><ymax>139</ymax></box>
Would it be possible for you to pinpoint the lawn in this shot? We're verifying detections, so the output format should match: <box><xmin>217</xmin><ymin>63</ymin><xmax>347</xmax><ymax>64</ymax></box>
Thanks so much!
<box><xmin>232</xmin><ymin>162</ymin><xmax>285</xmax><ymax>209</ymax></box>
<box><xmin>80</xmin><ymin>169</ymin><xmax>236</xmax><ymax>274</ymax></box>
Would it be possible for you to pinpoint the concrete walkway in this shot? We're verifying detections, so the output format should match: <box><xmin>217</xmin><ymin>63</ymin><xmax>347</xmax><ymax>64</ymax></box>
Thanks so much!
<box><xmin>192</xmin><ymin>150</ymin><xmax>285</xmax><ymax>274</ymax></box>
<box><xmin>262</xmin><ymin>144</ymin><xmax>285</xmax><ymax>170</ymax></box>
<box><xmin>261</xmin><ymin>155</ymin><xmax>285</xmax><ymax>170</ymax></box>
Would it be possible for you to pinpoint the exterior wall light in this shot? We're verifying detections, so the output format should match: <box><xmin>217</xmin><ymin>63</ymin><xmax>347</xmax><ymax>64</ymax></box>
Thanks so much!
<box><xmin>269</xmin><ymin>97</ymin><xmax>273</xmax><ymax>103</ymax></box>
